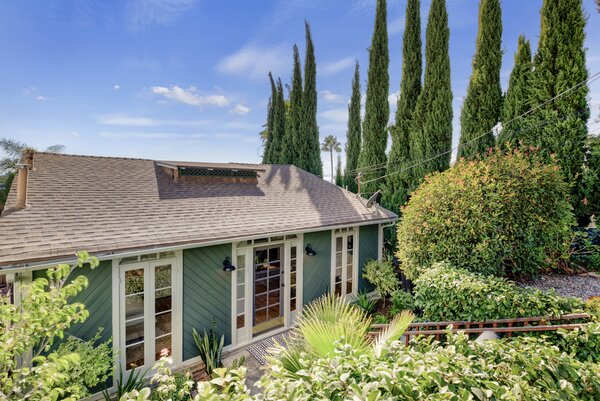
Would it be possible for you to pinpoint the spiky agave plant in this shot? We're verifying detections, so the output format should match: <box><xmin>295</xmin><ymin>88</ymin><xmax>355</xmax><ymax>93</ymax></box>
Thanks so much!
<box><xmin>273</xmin><ymin>294</ymin><xmax>414</xmax><ymax>375</ymax></box>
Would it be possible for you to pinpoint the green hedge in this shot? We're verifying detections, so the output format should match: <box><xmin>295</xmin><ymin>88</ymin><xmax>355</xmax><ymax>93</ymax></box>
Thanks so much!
<box><xmin>396</xmin><ymin>148</ymin><xmax>574</xmax><ymax>279</ymax></box>
<box><xmin>413</xmin><ymin>262</ymin><xmax>585</xmax><ymax>321</ymax></box>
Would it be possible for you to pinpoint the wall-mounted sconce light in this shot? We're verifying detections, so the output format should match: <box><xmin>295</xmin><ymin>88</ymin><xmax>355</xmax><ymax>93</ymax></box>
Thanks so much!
<box><xmin>305</xmin><ymin>244</ymin><xmax>316</xmax><ymax>256</ymax></box>
<box><xmin>222</xmin><ymin>256</ymin><xmax>236</xmax><ymax>272</ymax></box>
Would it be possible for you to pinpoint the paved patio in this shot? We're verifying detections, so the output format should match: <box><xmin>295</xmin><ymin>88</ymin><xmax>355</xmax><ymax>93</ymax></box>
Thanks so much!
<box><xmin>222</xmin><ymin>348</ymin><xmax>264</xmax><ymax>394</ymax></box>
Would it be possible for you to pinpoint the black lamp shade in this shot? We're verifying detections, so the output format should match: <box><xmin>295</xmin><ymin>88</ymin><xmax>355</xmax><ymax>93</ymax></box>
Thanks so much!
<box><xmin>222</xmin><ymin>257</ymin><xmax>236</xmax><ymax>272</ymax></box>
<box><xmin>305</xmin><ymin>244</ymin><xmax>316</xmax><ymax>256</ymax></box>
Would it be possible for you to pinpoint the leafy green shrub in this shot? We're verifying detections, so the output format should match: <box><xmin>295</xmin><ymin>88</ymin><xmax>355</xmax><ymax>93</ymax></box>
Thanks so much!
<box><xmin>586</xmin><ymin>296</ymin><xmax>600</xmax><ymax>316</ymax></box>
<box><xmin>551</xmin><ymin>322</ymin><xmax>600</xmax><ymax>363</ymax></box>
<box><xmin>103</xmin><ymin>364</ymin><xmax>148</xmax><ymax>401</ymax></box>
<box><xmin>362</xmin><ymin>259</ymin><xmax>399</xmax><ymax>301</ymax></box>
<box><xmin>193</xmin><ymin>323</ymin><xmax>224</xmax><ymax>376</ymax></box>
<box><xmin>569</xmin><ymin>230</ymin><xmax>600</xmax><ymax>272</ymax></box>
<box><xmin>372</xmin><ymin>313</ymin><xmax>389</xmax><ymax>324</ymax></box>
<box><xmin>194</xmin><ymin>332</ymin><xmax>600</xmax><ymax>401</ymax></box>
<box><xmin>397</xmin><ymin>147</ymin><xmax>574</xmax><ymax>279</ymax></box>
<box><xmin>54</xmin><ymin>330</ymin><xmax>112</xmax><ymax>396</ymax></box>
<box><xmin>388</xmin><ymin>290</ymin><xmax>415</xmax><ymax>316</ymax></box>
<box><xmin>351</xmin><ymin>290</ymin><xmax>377</xmax><ymax>315</ymax></box>
<box><xmin>413</xmin><ymin>263</ymin><xmax>585</xmax><ymax>321</ymax></box>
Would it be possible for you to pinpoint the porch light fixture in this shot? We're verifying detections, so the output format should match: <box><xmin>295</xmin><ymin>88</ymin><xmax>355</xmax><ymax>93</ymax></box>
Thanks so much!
<box><xmin>222</xmin><ymin>257</ymin><xmax>236</xmax><ymax>272</ymax></box>
<box><xmin>305</xmin><ymin>244</ymin><xmax>316</xmax><ymax>256</ymax></box>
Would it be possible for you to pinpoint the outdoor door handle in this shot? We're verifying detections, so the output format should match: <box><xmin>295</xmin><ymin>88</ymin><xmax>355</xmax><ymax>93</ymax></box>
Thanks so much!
<box><xmin>281</xmin><ymin>283</ymin><xmax>285</xmax><ymax>287</ymax></box>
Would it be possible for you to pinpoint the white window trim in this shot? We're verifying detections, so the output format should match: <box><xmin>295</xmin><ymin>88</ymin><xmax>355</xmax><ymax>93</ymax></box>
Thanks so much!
<box><xmin>330</xmin><ymin>227</ymin><xmax>359</xmax><ymax>299</ymax></box>
<box><xmin>111</xmin><ymin>251</ymin><xmax>183</xmax><ymax>384</ymax></box>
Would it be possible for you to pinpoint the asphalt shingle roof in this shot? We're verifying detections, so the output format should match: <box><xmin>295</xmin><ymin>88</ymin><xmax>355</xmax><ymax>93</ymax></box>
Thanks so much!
<box><xmin>0</xmin><ymin>152</ymin><xmax>396</xmax><ymax>267</ymax></box>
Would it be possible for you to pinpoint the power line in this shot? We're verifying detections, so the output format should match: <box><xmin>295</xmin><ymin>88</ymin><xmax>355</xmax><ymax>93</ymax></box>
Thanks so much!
<box><xmin>358</xmin><ymin>71</ymin><xmax>600</xmax><ymax>188</ymax></box>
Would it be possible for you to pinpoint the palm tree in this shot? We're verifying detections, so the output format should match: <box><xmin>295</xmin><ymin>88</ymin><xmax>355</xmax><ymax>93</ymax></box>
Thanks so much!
<box><xmin>0</xmin><ymin>138</ymin><xmax>64</xmax><ymax>212</ymax></box>
<box><xmin>320</xmin><ymin>135</ymin><xmax>341</xmax><ymax>183</ymax></box>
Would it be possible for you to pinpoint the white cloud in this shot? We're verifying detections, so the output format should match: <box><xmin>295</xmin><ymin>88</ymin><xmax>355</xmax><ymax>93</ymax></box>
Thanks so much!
<box><xmin>128</xmin><ymin>0</ymin><xmax>199</xmax><ymax>29</ymax></box>
<box><xmin>321</xmin><ymin>90</ymin><xmax>345</xmax><ymax>104</ymax></box>
<box><xmin>321</xmin><ymin>57</ymin><xmax>354</xmax><ymax>76</ymax></box>
<box><xmin>320</xmin><ymin>108</ymin><xmax>348</xmax><ymax>124</ymax></box>
<box><xmin>35</xmin><ymin>95</ymin><xmax>47</xmax><ymax>101</ymax></box>
<box><xmin>217</xmin><ymin>44</ymin><xmax>289</xmax><ymax>80</ymax></box>
<box><xmin>23</xmin><ymin>86</ymin><xmax>48</xmax><ymax>101</ymax></box>
<box><xmin>231</xmin><ymin>103</ymin><xmax>251</xmax><ymax>115</ymax></box>
<box><xmin>114</xmin><ymin>84</ymin><xmax>121</xmax><ymax>90</ymax></box>
<box><xmin>99</xmin><ymin>131</ymin><xmax>205</xmax><ymax>139</ymax></box>
<box><xmin>23</xmin><ymin>86</ymin><xmax>38</xmax><ymax>96</ymax></box>
<box><xmin>389</xmin><ymin>17</ymin><xmax>405</xmax><ymax>35</ymax></box>
<box><xmin>388</xmin><ymin>91</ymin><xmax>399</xmax><ymax>105</ymax></box>
<box><xmin>96</xmin><ymin>113</ymin><xmax>212</xmax><ymax>127</ymax></box>
<box><xmin>151</xmin><ymin>85</ymin><xmax>229</xmax><ymax>107</ymax></box>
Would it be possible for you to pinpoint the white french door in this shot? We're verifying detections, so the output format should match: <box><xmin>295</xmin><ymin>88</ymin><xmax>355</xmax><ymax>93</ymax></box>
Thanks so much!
<box><xmin>119</xmin><ymin>257</ymin><xmax>180</xmax><ymax>371</ymax></box>
<box><xmin>331</xmin><ymin>229</ymin><xmax>358</xmax><ymax>299</ymax></box>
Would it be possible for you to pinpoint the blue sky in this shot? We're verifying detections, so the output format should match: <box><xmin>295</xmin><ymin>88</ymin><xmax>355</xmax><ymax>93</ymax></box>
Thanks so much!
<box><xmin>1</xmin><ymin>0</ymin><xmax>599</xmax><ymax>180</ymax></box>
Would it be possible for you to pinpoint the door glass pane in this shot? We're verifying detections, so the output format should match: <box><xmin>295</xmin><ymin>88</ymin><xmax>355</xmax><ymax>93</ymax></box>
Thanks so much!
<box><xmin>155</xmin><ymin>334</ymin><xmax>172</xmax><ymax>360</ymax></box>
<box><xmin>126</xmin><ymin>343</ymin><xmax>144</xmax><ymax>369</ymax></box>
<box><xmin>155</xmin><ymin>265</ymin><xmax>172</xmax><ymax>289</ymax></box>
<box><xmin>155</xmin><ymin>288</ymin><xmax>171</xmax><ymax>314</ymax></box>
<box><xmin>125</xmin><ymin>294</ymin><xmax>144</xmax><ymax>320</ymax></box>
<box><xmin>335</xmin><ymin>282</ymin><xmax>342</xmax><ymax>296</ymax></box>
<box><xmin>255</xmin><ymin>279</ymin><xmax>267</xmax><ymax>294</ymax></box>
<box><xmin>155</xmin><ymin>312</ymin><xmax>172</xmax><ymax>337</ymax></box>
<box><xmin>347</xmin><ymin>235</ymin><xmax>354</xmax><ymax>250</ymax></box>
<box><xmin>125</xmin><ymin>319</ymin><xmax>144</xmax><ymax>345</ymax></box>
<box><xmin>335</xmin><ymin>252</ymin><xmax>342</xmax><ymax>267</ymax></box>
<box><xmin>336</xmin><ymin>237</ymin><xmax>343</xmax><ymax>252</ymax></box>
<box><xmin>346</xmin><ymin>280</ymin><xmax>353</xmax><ymax>295</ymax></box>
<box><xmin>125</xmin><ymin>269</ymin><xmax>144</xmax><ymax>295</ymax></box>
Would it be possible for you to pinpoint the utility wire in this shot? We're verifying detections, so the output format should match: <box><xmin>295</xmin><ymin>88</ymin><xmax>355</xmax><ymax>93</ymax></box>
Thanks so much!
<box><xmin>357</xmin><ymin>71</ymin><xmax>600</xmax><ymax>187</ymax></box>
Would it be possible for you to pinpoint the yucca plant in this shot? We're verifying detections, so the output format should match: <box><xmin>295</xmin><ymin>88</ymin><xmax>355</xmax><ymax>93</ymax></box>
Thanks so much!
<box><xmin>102</xmin><ymin>364</ymin><xmax>148</xmax><ymax>401</ymax></box>
<box><xmin>352</xmin><ymin>290</ymin><xmax>378</xmax><ymax>315</ymax></box>
<box><xmin>193</xmin><ymin>324</ymin><xmax>224</xmax><ymax>376</ymax></box>
<box><xmin>274</xmin><ymin>294</ymin><xmax>414</xmax><ymax>375</ymax></box>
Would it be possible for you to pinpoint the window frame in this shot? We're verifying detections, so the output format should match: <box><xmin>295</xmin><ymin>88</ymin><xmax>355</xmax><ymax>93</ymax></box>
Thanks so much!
<box><xmin>330</xmin><ymin>227</ymin><xmax>359</xmax><ymax>299</ymax></box>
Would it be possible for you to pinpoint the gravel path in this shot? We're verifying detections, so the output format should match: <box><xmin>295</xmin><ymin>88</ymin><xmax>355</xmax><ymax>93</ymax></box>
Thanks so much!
<box><xmin>520</xmin><ymin>273</ymin><xmax>600</xmax><ymax>300</ymax></box>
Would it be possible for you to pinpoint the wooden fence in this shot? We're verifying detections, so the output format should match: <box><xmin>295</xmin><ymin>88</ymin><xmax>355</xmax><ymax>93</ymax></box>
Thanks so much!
<box><xmin>370</xmin><ymin>313</ymin><xmax>592</xmax><ymax>345</ymax></box>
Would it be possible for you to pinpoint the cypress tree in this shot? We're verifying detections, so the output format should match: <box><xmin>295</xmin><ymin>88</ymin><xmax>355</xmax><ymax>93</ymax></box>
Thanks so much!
<box><xmin>498</xmin><ymin>35</ymin><xmax>532</xmax><ymax>146</ymax></box>
<box><xmin>283</xmin><ymin>45</ymin><xmax>303</xmax><ymax>165</ymax></box>
<box><xmin>301</xmin><ymin>21</ymin><xmax>323</xmax><ymax>176</ymax></box>
<box><xmin>262</xmin><ymin>72</ymin><xmax>277</xmax><ymax>164</ymax></box>
<box><xmin>409</xmin><ymin>0</ymin><xmax>452</xmax><ymax>182</ymax></box>
<box><xmin>335</xmin><ymin>154</ymin><xmax>344</xmax><ymax>187</ymax></box>
<box><xmin>345</xmin><ymin>61</ymin><xmax>362</xmax><ymax>193</ymax></box>
<box><xmin>458</xmin><ymin>0</ymin><xmax>502</xmax><ymax>159</ymax></box>
<box><xmin>384</xmin><ymin>0</ymin><xmax>421</xmax><ymax>212</ymax></box>
<box><xmin>527</xmin><ymin>0</ymin><xmax>588</xmax><ymax>224</ymax></box>
<box><xmin>270</xmin><ymin>78</ymin><xmax>286</xmax><ymax>163</ymax></box>
<box><xmin>358</xmin><ymin>0</ymin><xmax>389</xmax><ymax>196</ymax></box>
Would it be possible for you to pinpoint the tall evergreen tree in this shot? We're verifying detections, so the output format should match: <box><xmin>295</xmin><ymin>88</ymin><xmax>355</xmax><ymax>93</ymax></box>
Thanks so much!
<box><xmin>262</xmin><ymin>72</ymin><xmax>277</xmax><ymax>164</ymax></box>
<box><xmin>498</xmin><ymin>35</ymin><xmax>532</xmax><ymax>146</ymax></box>
<box><xmin>409</xmin><ymin>0</ymin><xmax>452</xmax><ymax>183</ymax></box>
<box><xmin>358</xmin><ymin>0</ymin><xmax>389</xmax><ymax>196</ymax></box>
<box><xmin>458</xmin><ymin>0</ymin><xmax>502</xmax><ymax>159</ymax></box>
<box><xmin>301</xmin><ymin>22</ymin><xmax>323</xmax><ymax>176</ymax></box>
<box><xmin>384</xmin><ymin>0</ymin><xmax>421</xmax><ymax>212</ymax></box>
<box><xmin>335</xmin><ymin>154</ymin><xmax>344</xmax><ymax>187</ymax></box>
<box><xmin>270</xmin><ymin>78</ymin><xmax>286</xmax><ymax>163</ymax></box>
<box><xmin>283</xmin><ymin>45</ymin><xmax>303</xmax><ymax>165</ymax></box>
<box><xmin>526</xmin><ymin>0</ymin><xmax>589</xmax><ymax>224</ymax></box>
<box><xmin>345</xmin><ymin>61</ymin><xmax>362</xmax><ymax>193</ymax></box>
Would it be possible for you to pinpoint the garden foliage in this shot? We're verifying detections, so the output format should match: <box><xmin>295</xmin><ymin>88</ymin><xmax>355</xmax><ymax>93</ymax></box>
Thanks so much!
<box><xmin>396</xmin><ymin>147</ymin><xmax>574</xmax><ymax>279</ymax></box>
<box><xmin>413</xmin><ymin>262</ymin><xmax>585</xmax><ymax>321</ymax></box>
<box><xmin>362</xmin><ymin>259</ymin><xmax>399</xmax><ymax>300</ymax></box>
<box><xmin>0</xmin><ymin>251</ymin><xmax>110</xmax><ymax>401</ymax></box>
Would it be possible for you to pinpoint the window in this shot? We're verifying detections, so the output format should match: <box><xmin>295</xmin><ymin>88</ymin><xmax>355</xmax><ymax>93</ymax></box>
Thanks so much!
<box><xmin>120</xmin><ymin>253</ymin><xmax>180</xmax><ymax>371</ymax></box>
<box><xmin>0</xmin><ymin>274</ymin><xmax>14</xmax><ymax>304</ymax></box>
<box><xmin>236</xmin><ymin>254</ymin><xmax>246</xmax><ymax>329</ymax></box>
<box><xmin>289</xmin><ymin>246</ymin><xmax>297</xmax><ymax>312</ymax></box>
<box><xmin>332</xmin><ymin>229</ymin><xmax>357</xmax><ymax>297</ymax></box>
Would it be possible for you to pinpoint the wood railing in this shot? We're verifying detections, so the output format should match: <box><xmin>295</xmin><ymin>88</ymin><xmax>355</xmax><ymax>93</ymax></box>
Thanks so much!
<box><xmin>370</xmin><ymin>313</ymin><xmax>592</xmax><ymax>345</ymax></box>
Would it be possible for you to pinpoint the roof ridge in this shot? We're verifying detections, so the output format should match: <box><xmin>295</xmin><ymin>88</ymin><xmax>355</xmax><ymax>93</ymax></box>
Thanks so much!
<box><xmin>35</xmin><ymin>151</ymin><xmax>154</xmax><ymax>162</ymax></box>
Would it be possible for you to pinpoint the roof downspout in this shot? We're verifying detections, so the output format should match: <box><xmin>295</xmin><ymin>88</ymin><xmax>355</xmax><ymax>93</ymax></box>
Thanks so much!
<box><xmin>15</xmin><ymin>148</ymin><xmax>34</xmax><ymax>209</ymax></box>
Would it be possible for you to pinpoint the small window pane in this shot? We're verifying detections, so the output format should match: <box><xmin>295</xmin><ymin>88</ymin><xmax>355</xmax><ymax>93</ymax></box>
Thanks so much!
<box><xmin>336</xmin><ymin>237</ymin><xmax>343</xmax><ymax>252</ymax></box>
<box><xmin>270</xmin><ymin>236</ymin><xmax>284</xmax><ymax>241</ymax></box>
<box><xmin>140</xmin><ymin>253</ymin><xmax>158</xmax><ymax>262</ymax></box>
<box><xmin>158</xmin><ymin>251</ymin><xmax>175</xmax><ymax>259</ymax></box>
<box><xmin>126</xmin><ymin>343</ymin><xmax>144</xmax><ymax>370</ymax></box>
<box><xmin>255</xmin><ymin>250</ymin><xmax>268</xmax><ymax>264</ymax></box>
<box><xmin>290</xmin><ymin>298</ymin><xmax>296</xmax><ymax>311</ymax></box>
<box><xmin>237</xmin><ymin>314</ymin><xmax>245</xmax><ymax>329</ymax></box>
<box><xmin>155</xmin><ymin>265</ymin><xmax>172</xmax><ymax>289</ymax></box>
<box><xmin>255</xmin><ymin>279</ymin><xmax>267</xmax><ymax>294</ymax></box>
<box><xmin>237</xmin><ymin>269</ymin><xmax>245</xmax><ymax>285</ymax></box>
<box><xmin>125</xmin><ymin>320</ymin><xmax>144</xmax><ymax>345</ymax></box>
<box><xmin>291</xmin><ymin>259</ymin><xmax>297</xmax><ymax>272</ymax></box>
<box><xmin>291</xmin><ymin>287</ymin><xmax>296</xmax><ymax>299</ymax></box>
<box><xmin>126</xmin><ymin>294</ymin><xmax>144</xmax><ymax>320</ymax></box>
<box><xmin>268</xmin><ymin>276</ymin><xmax>280</xmax><ymax>290</ymax></box>
<box><xmin>291</xmin><ymin>272</ymin><xmax>296</xmax><ymax>286</ymax></box>
<box><xmin>255</xmin><ymin>294</ymin><xmax>267</xmax><ymax>309</ymax></box>
<box><xmin>237</xmin><ymin>298</ymin><xmax>244</xmax><ymax>312</ymax></box>
<box><xmin>0</xmin><ymin>275</ymin><xmax>14</xmax><ymax>304</ymax></box>
<box><xmin>155</xmin><ymin>335</ymin><xmax>172</xmax><ymax>361</ymax></box>
<box><xmin>255</xmin><ymin>237</ymin><xmax>269</xmax><ymax>244</ymax></box>
<box><xmin>237</xmin><ymin>284</ymin><xmax>244</xmax><ymax>299</ymax></box>
<box><xmin>335</xmin><ymin>283</ymin><xmax>341</xmax><ymax>296</ymax></box>
<box><xmin>125</xmin><ymin>269</ymin><xmax>144</xmax><ymax>295</ymax></box>
<box><xmin>155</xmin><ymin>288</ymin><xmax>171</xmax><ymax>314</ymax></box>
<box><xmin>255</xmin><ymin>309</ymin><xmax>267</xmax><ymax>324</ymax></box>
<box><xmin>120</xmin><ymin>256</ymin><xmax>139</xmax><ymax>265</ymax></box>
<box><xmin>269</xmin><ymin>247</ymin><xmax>280</xmax><ymax>262</ymax></box>
<box><xmin>155</xmin><ymin>312</ymin><xmax>172</xmax><ymax>337</ymax></box>
<box><xmin>335</xmin><ymin>252</ymin><xmax>342</xmax><ymax>267</ymax></box>
<box><xmin>346</xmin><ymin>280</ymin><xmax>353</xmax><ymax>295</ymax></box>
<box><xmin>268</xmin><ymin>305</ymin><xmax>280</xmax><ymax>319</ymax></box>
<box><xmin>347</xmin><ymin>235</ymin><xmax>354</xmax><ymax>250</ymax></box>
<box><xmin>347</xmin><ymin>265</ymin><xmax>353</xmax><ymax>279</ymax></box>
<box><xmin>291</xmin><ymin>246</ymin><xmax>297</xmax><ymax>259</ymax></box>
<box><xmin>237</xmin><ymin>255</ymin><xmax>246</xmax><ymax>269</ymax></box>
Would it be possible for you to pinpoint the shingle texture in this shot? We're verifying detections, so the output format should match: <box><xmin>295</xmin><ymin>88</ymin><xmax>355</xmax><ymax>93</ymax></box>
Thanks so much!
<box><xmin>0</xmin><ymin>152</ymin><xmax>395</xmax><ymax>267</ymax></box>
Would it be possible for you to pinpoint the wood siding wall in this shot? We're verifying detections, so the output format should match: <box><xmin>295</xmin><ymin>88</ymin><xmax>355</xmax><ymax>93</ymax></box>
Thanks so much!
<box><xmin>359</xmin><ymin>224</ymin><xmax>379</xmax><ymax>293</ymax></box>
<box><xmin>302</xmin><ymin>230</ymin><xmax>331</xmax><ymax>305</ymax></box>
<box><xmin>182</xmin><ymin>245</ymin><xmax>232</xmax><ymax>361</ymax></box>
<box><xmin>33</xmin><ymin>260</ymin><xmax>113</xmax><ymax>343</ymax></box>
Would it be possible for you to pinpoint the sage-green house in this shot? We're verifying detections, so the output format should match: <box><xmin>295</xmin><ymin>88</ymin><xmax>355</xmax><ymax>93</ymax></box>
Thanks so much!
<box><xmin>0</xmin><ymin>151</ymin><xmax>396</xmax><ymax>387</ymax></box>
